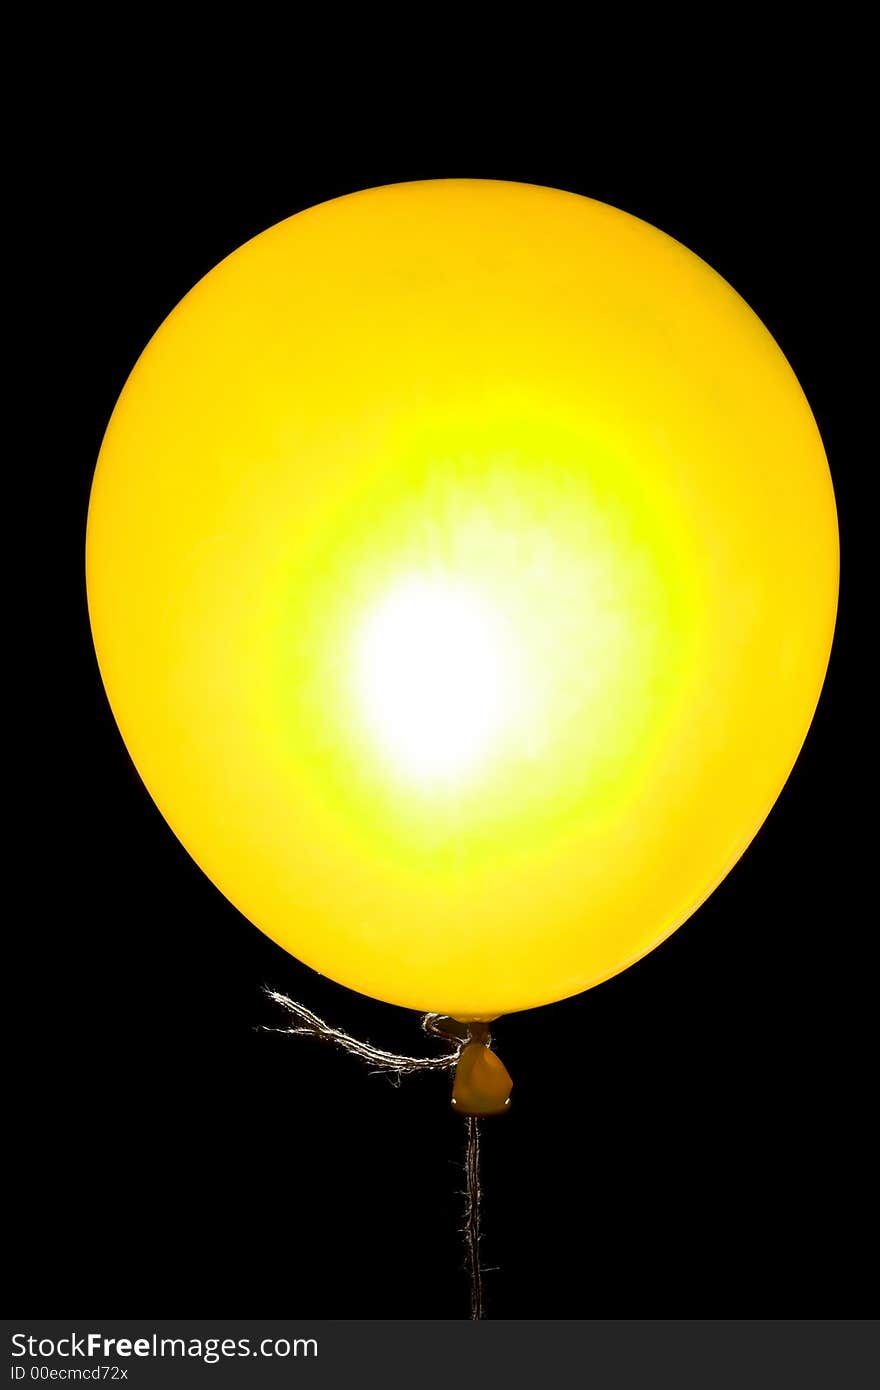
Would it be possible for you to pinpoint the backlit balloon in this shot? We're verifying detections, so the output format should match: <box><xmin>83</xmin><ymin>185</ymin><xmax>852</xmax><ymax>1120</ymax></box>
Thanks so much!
<box><xmin>86</xmin><ymin>179</ymin><xmax>838</xmax><ymax>1019</ymax></box>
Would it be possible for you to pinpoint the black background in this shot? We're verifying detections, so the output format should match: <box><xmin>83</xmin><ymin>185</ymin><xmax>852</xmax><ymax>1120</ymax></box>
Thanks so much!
<box><xmin>12</xmin><ymin>85</ymin><xmax>871</xmax><ymax>1320</ymax></box>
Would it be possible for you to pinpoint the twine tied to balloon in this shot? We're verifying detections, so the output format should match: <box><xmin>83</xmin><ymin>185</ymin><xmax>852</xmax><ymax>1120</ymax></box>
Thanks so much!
<box><xmin>263</xmin><ymin>989</ymin><xmax>488</xmax><ymax>1319</ymax></box>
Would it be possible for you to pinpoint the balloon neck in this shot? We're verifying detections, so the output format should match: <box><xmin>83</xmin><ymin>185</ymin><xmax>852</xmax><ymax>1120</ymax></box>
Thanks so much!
<box><xmin>449</xmin><ymin>1020</ymin><xmax>512</xmax><ymax>1117</ymax></box>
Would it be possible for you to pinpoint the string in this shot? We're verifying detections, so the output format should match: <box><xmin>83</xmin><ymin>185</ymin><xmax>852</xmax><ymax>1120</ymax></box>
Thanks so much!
<box><xmin>263</xmin><ymin>989</ymin><xmax>461</xmax><ymax>1074</ymax></box>
<box><xmin>264</xmin><ymin>988</ymin><xmax>488</xmax><ymax>1318</ymax></box>
<box><xmin>463</xmin><ymin>1116</ymin><xmax>484</xmax><ymax>1319</ymax></box>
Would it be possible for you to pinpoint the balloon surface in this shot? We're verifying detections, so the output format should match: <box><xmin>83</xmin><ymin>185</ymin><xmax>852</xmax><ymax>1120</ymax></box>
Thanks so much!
<box><xmin>87</xmin><ymin>179</ymin><xmax>838</xmax><ymax>1019</ymax></box>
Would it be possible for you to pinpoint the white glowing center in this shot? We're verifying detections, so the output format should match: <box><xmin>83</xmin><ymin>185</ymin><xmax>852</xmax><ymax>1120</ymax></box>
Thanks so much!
<box><xmin>354</xmin><ymin>576</ymin><xmax>512</xmax><ymax>784</ymax></box>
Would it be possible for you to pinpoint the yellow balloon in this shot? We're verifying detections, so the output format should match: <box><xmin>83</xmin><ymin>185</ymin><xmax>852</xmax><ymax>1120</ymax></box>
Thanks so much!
<box><xmin>87</xmin><ymin>179</ymin><xmax>838</xmax><ymax>1020</ymax></box>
